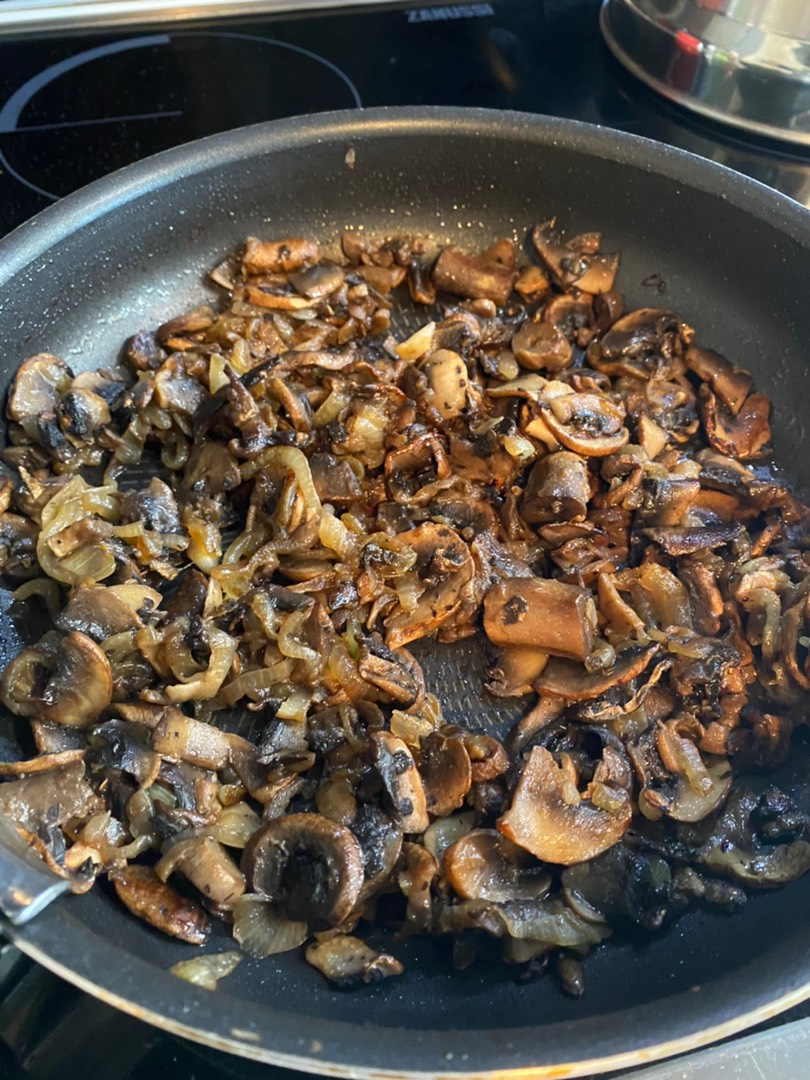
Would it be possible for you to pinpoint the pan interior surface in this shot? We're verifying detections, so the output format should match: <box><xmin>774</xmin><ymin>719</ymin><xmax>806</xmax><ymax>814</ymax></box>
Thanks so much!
<box><xmin>2</xmin><ymin>108</ymin><xmax>810</xmax><ymax>1077</ymax></box>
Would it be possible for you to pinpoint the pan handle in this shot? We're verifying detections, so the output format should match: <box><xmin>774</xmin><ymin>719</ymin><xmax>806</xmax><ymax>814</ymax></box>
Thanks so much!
<box><xmin>0</xmin><ymin>816</ymin><xmax>70</xmax><ymax>925</ymax></box>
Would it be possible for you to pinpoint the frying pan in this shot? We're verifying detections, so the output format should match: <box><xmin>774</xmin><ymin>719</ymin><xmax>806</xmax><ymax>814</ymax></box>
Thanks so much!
<box><xmin>1</xmin><ymin>106</ymin><xmax>810</xmax><ymax>1079</ymax></box>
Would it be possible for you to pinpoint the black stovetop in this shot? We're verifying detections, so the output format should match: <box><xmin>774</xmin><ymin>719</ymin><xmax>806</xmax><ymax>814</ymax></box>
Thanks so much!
<box><xmin>2</xmin><ymin>0</ymin><xmax>810</xmax><ymax>244</ymax></box>
<box><xmin>1</xmin><ymin>2</ymin><xmax>810</xmax><ymax>1078</ymax></box>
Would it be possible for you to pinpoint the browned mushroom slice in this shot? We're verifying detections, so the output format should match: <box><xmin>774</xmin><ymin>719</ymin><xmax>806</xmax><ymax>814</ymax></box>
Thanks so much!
<box><xmin>370</xmin><ymin>731</ymin><xmax>429</xmax><ymax>833</ymax></box>
<box><xmin>0</xmin><ymin>749</ymin><xmax>85</xmax><ymax>777</ymax></box>
<box><xmin>156</xmin><ymin>836</ymin><xmax>245</xmax><ymax>907</ymax></box>
<box><xmin>497</xmin><ymin>746</ymin><xmax>632</xmax><ymax>865</ymax></box>
<box><xmin>0</xmin><ymin>759</ymin><xmax>102</xmax><ymax>833</ymax></box>
<box><xmin>0</xmin><ymin>513</ymin><xmax>38</xmax><ymax>579</ymax></box>
<box><xmin>352</xmin><ymin>805</ymin><xmax>403</xmax><ymax>899</ymax></box>
<box><xmin>432</xmin><ymin>245</ymin><xmax>516</xmax><ymax>305</ymax></box>
<box><xmin>487</xmin><ymin>645</ymin><xmax>549</xmax><ymax>697</ymax></box>
<box><xmin>418</xmin><ymin>729</ymin><xmax>472</xmax><ymax>817</ymax></box>
<box><xmin>642</xmin><ymin>523</ymin><xmax>743</xmax><ymax>556</ymax></box>
<box><xmin>531</xmin><ymin>221</ymin><xmax>619</xmax><ymax>294</ymax></box>
<box><xmin>385</xmin><ymin>523</ymin><xmax>473</xmax><ymax>648</ymax></box>
<box><xmin>305</xmin><ymin>936</ymin><xmax>403</xmax><ymax>986</ymax></box>
<box><xmin>444</xmin><ymin>830</ymin><xmax>551</xmax><ymax>902</ymax></box>
<box><xmin>684</xmin><ymin>346</ymin><xmax>752</xmax><ymax>416</ymax></box>
<box><xmin>514</xmin><ymin>264</ymin><xmax>550</xmax><ymax>302</ymax></box>
<box><xmin>781</xmin><ymin>593</ymin><xmax>810</xmax><ymax>691</ymax></box>
<box><xmin>521</xmin><ymin>451</ymin><xmax>590</xmax><ymax>524</ymax></box>
<box><xmin>679</xmin><ymin>786</ymin><xmax>810</xmax><ymax>889</ymax></box>
<box><xmin>111</xmin><ymin>866</ymin><xmax>209</xmax><ymax>944</ymax></box>
<box><xmin>309</xmin><ymin>452</ymin><xmax>361</xmax><ymax>505</ymax></box>
<box><xmin>699</xmin><ymin>385</ymin><xmax>771</xmax><ymax>461</ymax></box>
<box><xmin>55</xmin><ymin>585</ymin><xmax>146</xmax><ymax>642</ymax></box>
<box><xmin>535</xmin><ymin>645</ymin><xmax>658</xmax><ymax>701</ymax></box>
<box><xmin>483</xmin><ymin>577</ymin><xmax>597</xmax><ymax>660</ymax></box>
<box><xmin>398</xmin><ymin>841</ymin><xmax>439</xmax><ymax>929</ymax></box>
<box><xmin>288</xmin><ymin>262</ymin><xmax>345</xmax><ymax>300</ymax></box>
<box><xmin>420</xmin><ymin>349</ymin><xmax>470</xmax><ymax>422</ymax></box>
<box><xmin>677</xmin><ymin>555</ymin><xmax>725</xmax><ymax>636</ymax></box>
<box><xmin>241</xmin><ymin>813</ymin><xmax>364</xmax><ymax>927</ymax></box>
<box><xmin>6</xmin><ymin>353</ymin><xmax>73</xmax><ymax>440</ymax></box>
<box><xmin>588</xmin><ymin>309</ymin><xmax>690</xmax><ymax>378</ymax></box>
<box><xmin>535</xmin><ymin>393</ymin><xmax>629</xmax><ymax>458</ymax></box>
<box><xmin>511</xmin><ymin>321</ymin><xmax>572</xmax><ymax>373</ymax></box>
<box><xmin>384</xmin><ymin>431</ymin><xmax>450</xmax><ymax>504</ymax></box>
<box><xmin>629</xmin><ymin>723</ymin><xmax>732</xmax><ymax>823</ymax></box>
<box><xmin>0</xmin><ymin>631</ymin><xmax>113</xmax><ymax>727</ymax></box>
<box><xmin>243</xmin><ymin>236</ymin><xmax>319</xmax><ymax>274</ymax></box>
<box><xmin>357</xmin><ymin>639</ymin><xmax>424</xmax><ymax>708</ymax></box>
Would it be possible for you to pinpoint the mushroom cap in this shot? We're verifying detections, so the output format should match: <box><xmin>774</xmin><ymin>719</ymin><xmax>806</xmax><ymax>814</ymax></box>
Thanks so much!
<box><xmin>241</xmin><ymin>812</ymin><xmax>365</xmax><ymax>927</ymax></box>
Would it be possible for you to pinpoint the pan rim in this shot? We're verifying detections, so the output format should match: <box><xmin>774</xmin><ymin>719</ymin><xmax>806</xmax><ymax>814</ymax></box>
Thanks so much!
<box><xmin>0</xmin><ymin>105</ymin><xmax>808</xmax><ymax>286</ymax></box>
<box><xmin>8</xmin><ymin>923</ymin><xmax>810</xmax><ymax>1079</ymax></box>
<box><xmin>2</xmin><ymin>105</ymin><xmax>810</xmax><ymax>1077</ymax></box>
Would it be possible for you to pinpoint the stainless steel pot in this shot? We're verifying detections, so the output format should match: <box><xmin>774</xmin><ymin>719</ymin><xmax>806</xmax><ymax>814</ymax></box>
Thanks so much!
<box><xmin>601</xmin><ymin>0</ymin><xmax>810</xmax><ymax>145</ymax></box>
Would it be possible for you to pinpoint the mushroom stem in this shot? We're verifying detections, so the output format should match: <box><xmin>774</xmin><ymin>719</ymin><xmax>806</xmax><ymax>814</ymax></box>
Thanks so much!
<box><xmin>483</xmin><ymin>578</ymin><xmax>597</xmax><ymax>660</ymax></box>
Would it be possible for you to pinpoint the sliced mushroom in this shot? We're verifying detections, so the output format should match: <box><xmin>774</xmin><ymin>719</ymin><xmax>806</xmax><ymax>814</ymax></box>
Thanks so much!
<box><xmin>351</xmin><ymin>804</ymin><xmax>403</xmax><ymax>899</ymax></box>
<box><xmin>487</xmin><ymin>645</ymin><xmax>549</xmax><ymax>697</ymax></box>
<box><xmin>629</xmin><ymin>721</ymin><xmax>731</xmax><ymax>823</ymax></box>
<box><xmin>155</xmin><ymin>836</ymin><xmax>245</xmax><ymax>907</ymax></box>
<box><xmin>589</xmin><ymin>309</ymin><xmax>690</xmax><ymax>378</ymax></box>
<box><xmin>370</xmin><ymin>730</ymin><xmax>429</xmax><ymax>833</ymax></box>
<box><xmin>241</xmin><ymin>813</ymin><xmax>364</xmax><ymax>927</ymax></box>
<box><xmin>358</xmin><ymin>639</ymin><xmax>424</xmax><ymax>707</ymax></box>
<box><xmin>535</xmin><ymin>645</ymin><xmax>658</xmax><ymax>701</ymax></box>
<box><xmin>511</xmin><ymin>320</ymin><xmax>572</xmax><ymax>373</ymax></box>
<box><xmin>56</xmin><ymin>585</ymin><xmax>144</xmax><ymax>641</ymax></box>
<box><xmin>497</xmin><ymin>745</ymin><xmax>632</xmax><ymax>865</ymax></box>
<box><xmin>483</xmin><ymin>577</ymin><xmax>597</xmax><ymax>660</ymax></box>
<box><xmin>531</xmin><ymin>221</ymin><xmax>619</xmax><ymax>294</ymax></box>
<box><xmin>432</xmin><ymin>245</ymin><xmax>516</xmax><ymax>305</ymax></box>
<box><xmin>288</xmin><ymin>261</ymin><xmax>345</xmax><ymax>299</ymax></box>
<box><xmin>0</xmin><ymin>631</ymin><xmax>113</xmax><ymax>727</ymax></box>
<box><xmin>418</xmin><ymin>729</ymin><xmax>472</xmax><ymax>817</ymax></box>
<box><xmin>641</xmin><ymin>523</ymin><xmax>742</xmax><ymax>556</ymax></box>
<box><xmin>243</xmin><ymin>236</ymin><xmax>319</xmax><ymax>274</ymax></box>
<box><xmin>398</xmin><ymin>841</ymin><xmax>439</xmax><ymax>929</ymax></box>
<box><xmin>685</xmin><ymin>346</ymin><xmax>752</xmax><ymax>416</ymax></box>
<box><xmin>699</xmin><ymin>385</ymin><xmax>771</xmax><ymax>461</ymax></box>
<box><xmin>385</xmin><ymin>523</ymin><xmax>473</xmax><ymax>649</ymax></box>
<box><xmin>309</xmin><ymin>452</ymin><xmax>361</xmax><ymax>505</ymax></box>
<box><xmin>535</xmin><ymin>392</ymin><xmax>629</xmax><ymax>458</ymax></box>
<box><xmin>0</xmin><ymin>513</ymin><xmax>38</xmax><ymax>578</ymax></box>
<box><xmin>7</xmin><ymin>353</ymin><xmax>73</xmax><ymax>440</ymax></box>
<box><xmin>521</xmin><ymin>451</ymin><xmax>590</xmax><ymax>525</ymax></box>
<box><xmin>420</xmin><ymin>349</ymin><xmax>470</xmax><ymax>422</ymax></box>
<box><xmin>110</xmin><ymin>865</ymin><xmax>208</xmax><ymax>944</ymax></box>
<box><xmin>677</xmin><ymin>786</ymin><xmax>810</xmax><ymax>888</ymax></box>
<box><xmin>0</xmin><ymin>759</ymin><xmax>102</xmax><ymax>833</ymax></box>
<box><xmin>444</xmin><ymin>829</ymin><xmax>551</xmax><ymax>902</ymax></box>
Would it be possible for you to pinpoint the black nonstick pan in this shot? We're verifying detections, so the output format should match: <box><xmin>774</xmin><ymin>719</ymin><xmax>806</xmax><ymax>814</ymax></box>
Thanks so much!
<box><xmin>1</xmin><ymin>107</ymin><xmax>810</xmax><ymax>1078</ymax></box>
